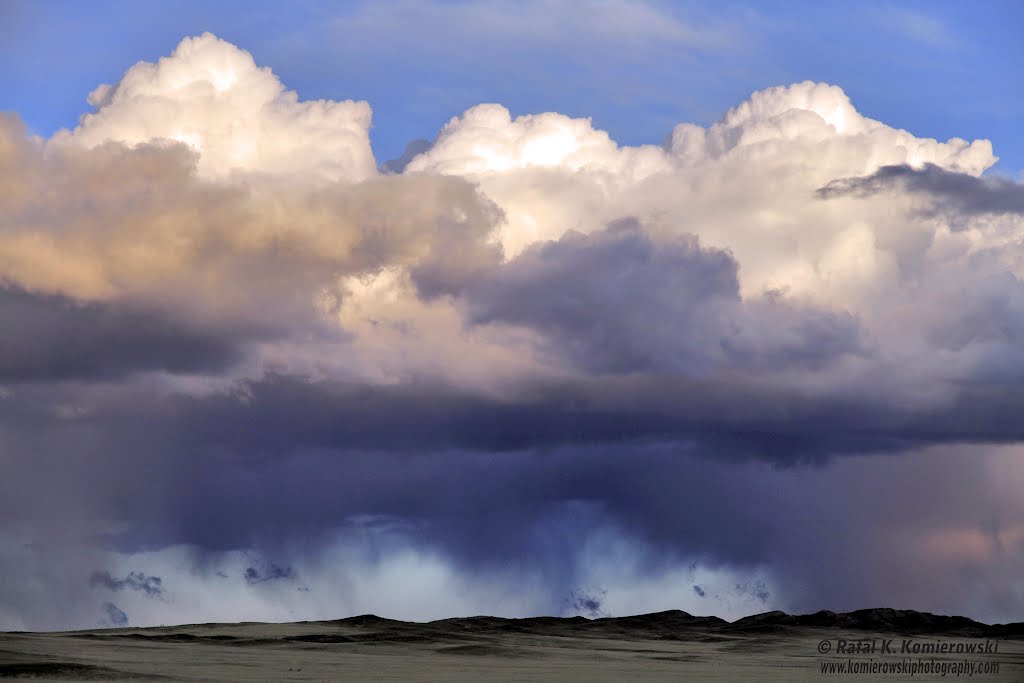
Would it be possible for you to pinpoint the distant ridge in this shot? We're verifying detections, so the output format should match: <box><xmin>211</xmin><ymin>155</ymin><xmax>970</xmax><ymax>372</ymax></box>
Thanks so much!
<box><xmin>313</xmin><ymin>608</ymin><xmax>1024</xmax><ymax>639</ymax></box>
<box><xmin>32</xmin><ymin>608</ymin><xmax>1024</xmax><ymax>641</ymax></box>
<box><xmin>727</xmin><ymin>608</ymin><xmax>1024</xmax><ymax>636</ymax></box>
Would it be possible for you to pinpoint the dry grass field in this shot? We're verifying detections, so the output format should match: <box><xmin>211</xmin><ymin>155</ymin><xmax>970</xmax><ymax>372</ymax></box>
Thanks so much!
<box><xmin>2</xmin><ymin>609</ymin><xmax>1022</xmax><ymax>681</ymax></box>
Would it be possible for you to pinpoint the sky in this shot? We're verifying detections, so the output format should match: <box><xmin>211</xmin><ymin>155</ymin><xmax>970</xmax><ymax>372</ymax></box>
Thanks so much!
<box><xmin>2</xmin><ymin>0</ymin><xmax>1023</xmax><ymax>173</ymax></box>
<box><xmin>1</xmin><ymin>0</ymin><xmax>1024</xmax><ymax>631</ymax></box>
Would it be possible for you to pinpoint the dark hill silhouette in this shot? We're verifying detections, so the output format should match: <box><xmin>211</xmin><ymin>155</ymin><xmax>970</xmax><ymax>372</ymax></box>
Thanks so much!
<box><xmin>44</xmin><ymin>607</ymin><xmax>1024</xmax><ymax>642</ymax></box>
<box><xmin>310</xmin><ymin>607</ymin><xmax>1024</xmax><ymax>640</ymax></box>
<box><xmin>729</xmin><ymin>608</ymin><xmax>1006</xmax><ymax>635</ymax></box>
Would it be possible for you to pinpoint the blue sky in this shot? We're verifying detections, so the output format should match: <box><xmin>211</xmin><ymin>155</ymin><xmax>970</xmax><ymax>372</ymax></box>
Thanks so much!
<box><xmin>2</xmin><ymin>0</ymin><xmax>1022</xmax><ymax>174</ymax></box>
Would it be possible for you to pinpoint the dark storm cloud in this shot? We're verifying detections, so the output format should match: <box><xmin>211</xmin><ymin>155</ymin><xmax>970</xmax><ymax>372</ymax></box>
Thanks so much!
<box><xmin>817</xmin><ymin>163</ymin><xmax>1024</xmax><ymax>217</ymax></box>
<box><xmin>0</xmin><ymin>376</ymin><xmax>819</xmax><ymax>556</ymax></box>
<box><xmin>466</xmin><ymin>220</ymin><xmax>739</xmax><ymax>374</ymax></box>
<box><xmin>4</xmin><ymin>364</ymin><xmax>1016</xmax><ymax>617</ymax></box>
<box><xmin>3</xmin><ymin>369</ymin><xmax>1024</xmax><ymax>625</ymax></box>
<box><xmin>465</xmin><ymin>220</ymin><xmax>863</xmax><ymax>375</ymax></box>
<box><xmin>145</xmin><ymin>372</ymin><xmax>920</xmax><ymax>464</ymax></box>
<box><xmin>0</xmin><ymin>285</ymin><xmax>242</xmax><ymax>382</ymax></box>
<box><xmin>735</xmin><ymin>581</ymin><xmax>771</xmax><ymax>605</ymax></box>
<box><xmin>244</xmin><ymin>564</ymin><xmax>295</xmax><ymax>584</ymax></box>
<box><xmin>101</xmin><ymin>602</ymin><xmax>128</xmax><ymax>626</ymax></box>
<box><xmin>89</xmin><ymin>571</ymin><xmax>163</xmax><ymax>597</ymax></box>
<box><xmin>564</xmin><ymin>588</ymin><xmax>608</xmax><ymax>617</ymax></box>
<box><xmin>0</xmin><ymin>369</ymin><xmax>1010</xmax><ymax>556</ymax></box>
<box><xmin>5</xmin><ymin>357</ymin><xmax>1024</xmax><ymax>556</ymax></box>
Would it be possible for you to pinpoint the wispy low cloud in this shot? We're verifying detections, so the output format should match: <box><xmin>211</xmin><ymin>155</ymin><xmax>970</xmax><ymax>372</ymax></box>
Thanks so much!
<box><xmin>330</xmin><ymin>0</ymin><xmax>734</xmax><ymax>56</ymax></box>
<box><xmin>563</xmin><ymin>587</ymin><xmax>609</xmax><ymax>618</ymax></box>
<box><xmin>869</xmin><ymin>6</ymin><xmax>958</xmax><ymax>49</ymax></box>
<box><xmin>818</xmin><ymin>163</ymin><xmax>1024</xmax><ymax>217</ymax></box>
<box><xmin>244</xmin><ymin>564</ymin><xmax>296</xmax><ymax>585</ymax></box>
<box><xmin>89</xmin><ymin>571</ymin><xmax>164</xmax><ymax>598</ymax></box>
<box><xmin>101</xmin><ymin>602</ymin><xmax>128</xmax><ymax>627</ymax></box>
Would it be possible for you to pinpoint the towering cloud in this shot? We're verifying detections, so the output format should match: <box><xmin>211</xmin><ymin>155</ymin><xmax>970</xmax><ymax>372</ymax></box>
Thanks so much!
<box><xmin>56</xmin><ymin>33</ymin><xmax>376</xmax><ymax>183</ymax></box>
<box><xmin>2</xmin><ymin>33</ymin><xmax>1024</xmax><ymax>631</ymax></box>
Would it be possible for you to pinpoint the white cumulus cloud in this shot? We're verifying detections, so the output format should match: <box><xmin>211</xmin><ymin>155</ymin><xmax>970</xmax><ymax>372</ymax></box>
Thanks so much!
<box><xmin>55</xmin><ymin>33</ymin><xmax>376</xmax><ymax>183</ymax></box>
